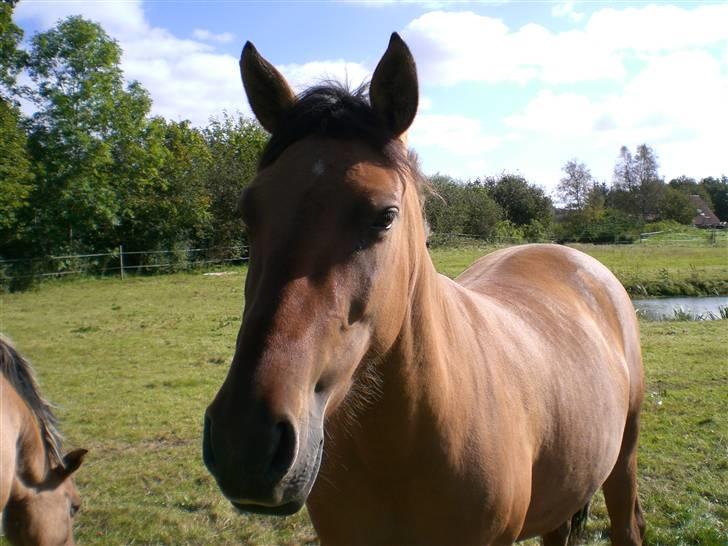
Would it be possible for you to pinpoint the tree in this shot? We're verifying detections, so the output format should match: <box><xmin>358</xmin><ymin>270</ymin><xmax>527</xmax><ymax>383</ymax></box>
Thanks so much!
<box><xmin>558</xmin><ymin>159</ymin><xmax>594</xmax><ymax>212</ymax></box>
<box><xmin>204</xmin><ymin>113</ymin><xmax>267</xmax><ymax>248</ymax></box>
<box><xmin>0</xmin><ymin>1</ymin><xmax>26</xmax><ymax>100</ymax></box>
<box><xmin>483</xmin><ymin>173</ymin><xmax>553</xmax><ymax>228</ymax></box>
<box><xmin>611</xmin><ymin>143</ymin><xmax>664</xmax><ymax>221</ymax></box>
<box><xmin>0</xmin><ymin>100</ymin><xmax>33</xmax><ymax>247</ymax></box>
<box><xmin>24</xmin><ymin>17</ymin><xmax>149</xmax><ymax>254</ymax></box>
<box><xmin>658</xmin><ymin>186</ymin><xmax>694</xmax><ymax>224</ymax></box>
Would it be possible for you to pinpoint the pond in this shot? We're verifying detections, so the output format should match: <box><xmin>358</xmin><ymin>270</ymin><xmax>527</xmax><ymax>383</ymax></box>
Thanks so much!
<box><xmin>632</xmin><ymin>296</ymin><xmax>728</xmax><ymax>320</ymax></box>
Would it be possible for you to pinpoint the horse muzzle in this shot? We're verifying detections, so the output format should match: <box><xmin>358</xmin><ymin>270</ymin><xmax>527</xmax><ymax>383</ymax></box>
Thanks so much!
<box><xmin>202</xmin><ymin>405</ymin><xmax>324</xmax><ymax>515</ymax></box>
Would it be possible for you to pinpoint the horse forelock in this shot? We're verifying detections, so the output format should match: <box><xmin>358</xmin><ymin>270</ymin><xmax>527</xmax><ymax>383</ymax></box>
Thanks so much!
<box><xmin>257</xmin><ymin>82</ymin><xmax>431</xmax><ymax>208</ymax></box>
<box><xmin>0</xmin><ymin>335</ymin><xmax>64</xmax><ymax>466</ymax></box>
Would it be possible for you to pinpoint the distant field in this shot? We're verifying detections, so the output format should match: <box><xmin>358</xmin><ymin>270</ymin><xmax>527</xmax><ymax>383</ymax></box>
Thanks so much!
<box><xmin>1</xmin><ymin>246</ymin><xmax>726</xmax><ymax>545</ymax></box>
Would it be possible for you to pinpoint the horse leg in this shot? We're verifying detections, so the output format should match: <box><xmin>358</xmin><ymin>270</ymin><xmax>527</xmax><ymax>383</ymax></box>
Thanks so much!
<box><xmin>602</xmin><ymin>411</ymin><xmax>645</xmax><ymax>546</ymax></box>
<box><xmin>541</xmin><ymin>519</ymin><xmax>570</xmax><ymax>546</ymax></box>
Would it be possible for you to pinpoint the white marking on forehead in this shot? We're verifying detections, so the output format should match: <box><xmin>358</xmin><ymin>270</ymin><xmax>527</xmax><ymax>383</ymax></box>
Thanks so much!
<box><xmin>312</xmin><ymin>159</ymin><xmax>325</xmax><ymax>177</ymax></box>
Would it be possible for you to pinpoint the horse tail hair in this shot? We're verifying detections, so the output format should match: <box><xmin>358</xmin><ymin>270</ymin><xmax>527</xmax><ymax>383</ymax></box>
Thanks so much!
<box><xmin>569</xmin><ymin>500</ymin><xmax>590</xmax><ymax>542</ymax></box>
<box><xmin>0</xmin><ymin>335</ymin><xmax>64</xmax><ymax>464</ymax></box>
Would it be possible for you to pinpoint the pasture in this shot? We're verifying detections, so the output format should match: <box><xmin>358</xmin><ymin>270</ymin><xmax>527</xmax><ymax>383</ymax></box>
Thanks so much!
<box><xmin>0</xmin><ymin>244</ymin><xmax>726</xmax><ymax>545</ymax></box>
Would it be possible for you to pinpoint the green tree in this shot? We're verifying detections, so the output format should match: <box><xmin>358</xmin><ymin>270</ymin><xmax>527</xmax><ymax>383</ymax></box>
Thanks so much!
<box><xmin>558</xmin><ymin>159</ymin><xmax>593</xmax><ymax>212</ymax></box>
<box><xmin>668</xmin><ymin>175</ymin><xmax>712</xmax><ymax>207</ymax></box>
<box><xmin>425</xmin><ymin>175</ymin><xmax>470</xmax><ymax>235</ymax></box>
<box><xmin>658</xmin><ymin>186</ymin><xmax>694</xmax><ymax>224</ymax></box>
<box><xmin>0</xmin><ymin>1</ymin><xmax>26</xmax><ymax>100</ymax></box>
<box><xmin>24</xmin><ymin>17</ymin><xmax>147</xmax><ymax>254</ymax></box>
<box><xmin>0</xmin><ymin>100</ymin><xmax>33</xmax><ymax>247</ymax></box>
<box><xmin>203</xmin><ymin>113</ymin><xmax>267</xmax><ymax>248</ymax></box>
<box><xmin>115</xmin><ymin>118</ymin><xmax>212</xmax><ymax>254</ymax></box>
<box><xmin>611</xmin><ymin>143</ymin><xmax>664</xmax><ymax>221</ymax></box>
<box><xmin>483</xmin><ymin>174</ymin><xmax>553</xmax><ymax>228</ymax></box>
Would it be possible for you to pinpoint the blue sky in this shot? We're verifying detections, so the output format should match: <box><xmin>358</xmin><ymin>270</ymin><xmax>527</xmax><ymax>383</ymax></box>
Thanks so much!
<box><xmin>13</xmin><ymin>1</ymin><xmax>728</xmax><ymax>196</ymax></box>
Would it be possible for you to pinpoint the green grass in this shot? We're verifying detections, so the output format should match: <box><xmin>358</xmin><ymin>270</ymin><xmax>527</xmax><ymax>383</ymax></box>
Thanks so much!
<box><xmin>0</xmin><ymin>246</ymin><xmax>726</xmax><ymax>545</ymax></box>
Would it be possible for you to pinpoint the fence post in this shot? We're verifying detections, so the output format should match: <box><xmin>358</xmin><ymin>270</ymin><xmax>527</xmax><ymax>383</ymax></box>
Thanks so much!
<box><xmin>119</xmin><ymin>245</ymin><xmax>125</xmax><ymax>279</ymax></box>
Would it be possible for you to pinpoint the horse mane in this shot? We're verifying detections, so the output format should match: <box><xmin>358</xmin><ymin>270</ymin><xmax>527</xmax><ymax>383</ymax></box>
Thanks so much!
<box><xmin>0</xmin><ymin>335</ymin><xmax>64</xmax><ymax>465</ymax></box>
<box><xmin>258</xmin><ymin>82</ymin><xmax>431</xmax><ymax>205</ymax></box>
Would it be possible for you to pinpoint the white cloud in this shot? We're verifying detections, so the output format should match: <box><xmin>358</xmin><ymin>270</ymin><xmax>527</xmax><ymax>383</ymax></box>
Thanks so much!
<box><xmin>192</xmin><ymin>28</ymin><xmax>235</xmax><ymax>44</ymax></box>
<box><xmin>503</xmin><ymin>49</ymin><xmax>728</xmax><ymax>183</ymax></box>
<box><xmin>409</xmin><ymin>113</ymin><xmax>501</xmax><ymax>157</ymax></box>
<box><xmin>551</xmin><ymin>1</ymin><xmax>584</xmax><ymax>22</ymax></box>
<box><xmin>403</xmin><ymin>11</ymin><xmax>623</xmax><ymax>85</ymax></box>
<box><xmin>403</xmin><ymin>4</ymin><xmax>728</xmax><ymax>86</ymax></box>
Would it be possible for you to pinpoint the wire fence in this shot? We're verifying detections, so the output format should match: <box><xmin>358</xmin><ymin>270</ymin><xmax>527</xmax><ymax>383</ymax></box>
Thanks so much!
<box><xmin>0</xmin><ymin>244</ymin><xmax>249</xmax><ymax>287</ymax></box>
<box><xmin>1</xmin><ymin>229</ymin><xmax>724</xmax><ymax>288</ymax></box>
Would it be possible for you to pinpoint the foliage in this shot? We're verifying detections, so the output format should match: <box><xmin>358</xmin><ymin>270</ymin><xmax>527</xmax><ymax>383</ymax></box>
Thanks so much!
<box><xmin>24</xmin><ymin>17</ymin><xmax>128</xmax><ymax>254</ymax></box>
<box><xmin>493</xmin><ymin>219</ymin><xmax>525</xmax><ymax>242</ymax></box>
<box><xmin>557</xmin><ymin>158</ymin><xmax>593</xmax><ymax>211</ymax></box>
<box><xmin>700</xmin><ymin>176</ymin><xmax>728</xmax><ymax>221</ymax></box>
<box><xmin>556</xmin><ymin>208</ymin><xmax>641</xmax><ymax>244</ymax></box>
<box><xmin>203</xmin><ymin>113</ymin><xmax>267</xmax><ymax>248</ymax></box>
<box><xmin>658</xmin><ymin>186</ymin><xmax>695</xmax><ymax>224</ymax></box>
<box><xmin>0</xmin><ymin>1</ymin><xmax>26</xmax><ymax>100</ymax></box>
<box><xmin>425</xmin><ymin>175</ymin><xmax>503</xmax><ymax>238</ymax></box>
<box><xmin>668</xmin><ymin>175</ymin><xmax>712</xmax><ymax>208</ymax></box>
<box><xmin>611</xmin><ymin>144</ymin><xmax>665</xmax><ymax>221</ymax></box>
<box><xmin>0</xmin><ymin>100</ymin><xmax>33</xmax><ymax>245</ymax></box>
<box><xmin>483</xmin><ymin>173</ymin><xmax>553</xmax><ymax>228</ymax></box>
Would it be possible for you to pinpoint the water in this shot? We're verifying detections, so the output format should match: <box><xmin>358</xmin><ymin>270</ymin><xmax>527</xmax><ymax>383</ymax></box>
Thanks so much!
<box><xmin>632</xmin><ymin>296</ymin><xmax>728</xmax><ymax>320</ymax></box>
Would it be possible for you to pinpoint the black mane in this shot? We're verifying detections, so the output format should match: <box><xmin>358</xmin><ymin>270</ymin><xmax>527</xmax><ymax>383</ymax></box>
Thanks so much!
<box><xmin>0</xmin><ymin>335</ymin><xmax>63</xmax><ymax>465</ymax></box>
<box><xmin>259</xmin><ymin>83</ymin><xmax>401</xmax><ymax>170</ymax></box>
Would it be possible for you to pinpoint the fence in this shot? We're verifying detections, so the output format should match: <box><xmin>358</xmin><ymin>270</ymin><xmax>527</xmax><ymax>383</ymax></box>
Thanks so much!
<box><xmin>2</xmin><ymin>229</ymin><xmax>724</xmax><ymax>287</ymax></box>
<box><xmin>0</xmin><ymin>244</ymin><xmax>248</xmax><ymax>287</ymax></box>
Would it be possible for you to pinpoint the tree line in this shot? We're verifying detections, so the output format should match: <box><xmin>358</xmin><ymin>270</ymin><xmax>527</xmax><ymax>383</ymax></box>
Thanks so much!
<box><xmin>1</xmin><ymin>12</ymin><xmax>267</xmax><ymax>270</ymax></box>
<box><xmin>1</xmin><ymin>10</ymin><xmax>726</xmax><ymax>283</ymax></box>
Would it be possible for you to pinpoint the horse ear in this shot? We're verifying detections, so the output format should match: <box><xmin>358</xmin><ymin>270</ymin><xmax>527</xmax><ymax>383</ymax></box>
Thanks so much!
<box><xmin>62</xmin><ymin>449</ymin><xmax>88</xmax><ymax>476</ymax></box>
<box><xmin>240</xmin><ymin>41</ymin><xmax>296</xmax><ymax>134</ymax></box>
<box><xmin>370</xmin><ymin>32</ymin><xmax>419</xmax><ymax>139</ymax></box>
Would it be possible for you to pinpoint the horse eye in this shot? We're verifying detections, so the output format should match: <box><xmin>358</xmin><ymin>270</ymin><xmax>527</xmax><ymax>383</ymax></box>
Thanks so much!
<box><xmin>371</xmin><ymin>207</ymin><xmax>399</xmax><ymax>231</ymax></box>
<box><xmin>70</xmin><ymin>502</ymin><xmax>80</xmax><ymax>517</ymax></box>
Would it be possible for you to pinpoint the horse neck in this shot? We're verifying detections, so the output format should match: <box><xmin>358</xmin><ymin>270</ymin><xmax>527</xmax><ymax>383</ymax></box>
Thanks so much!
<box><xmin>347</xmin><ymin>219</ymin><xmax>490</xmax><ymax>463</ymax></box>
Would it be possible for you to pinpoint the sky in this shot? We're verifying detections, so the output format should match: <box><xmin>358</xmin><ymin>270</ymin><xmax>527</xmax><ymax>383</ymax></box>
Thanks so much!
<box><xmin>12</xmin><ymin>0</ymin><xmax>728</xmax><ymax>196</ymax></box>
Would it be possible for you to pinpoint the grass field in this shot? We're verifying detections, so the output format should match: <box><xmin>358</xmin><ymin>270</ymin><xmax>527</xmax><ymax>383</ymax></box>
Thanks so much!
<box><xmin>1</xmin><ymin>245</ymin><xmax>726</xmax><ymax>545</ymax></box>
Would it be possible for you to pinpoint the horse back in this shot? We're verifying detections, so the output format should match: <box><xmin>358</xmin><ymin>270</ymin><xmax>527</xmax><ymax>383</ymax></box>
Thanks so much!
<box><xmin>454</xmin><ymin>244</ymin><xmax>644</xmax><ymax>537</ymax></box>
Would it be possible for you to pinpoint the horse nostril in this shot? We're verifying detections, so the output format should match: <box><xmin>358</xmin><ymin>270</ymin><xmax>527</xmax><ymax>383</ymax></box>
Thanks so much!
<box><xmin>203</xmin><ymin>415</ymin><xmax>216</xmax><ymax>474</ymax></box>
<box><xmin>269</xmin><ymin>419</ymin><xmax>297</xmax><ymax>478</ymax></box>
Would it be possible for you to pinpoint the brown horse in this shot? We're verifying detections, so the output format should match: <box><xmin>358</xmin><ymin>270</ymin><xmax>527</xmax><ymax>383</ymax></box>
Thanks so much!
<box><xmin>0</xmin><ymin>336</ymin><xmax>87</xmax><ymax>546</ymax></box>
<box><xmin>203</xmin><ymin>33</ymin><xmax>645</xmax><ymax>545</ymax></box>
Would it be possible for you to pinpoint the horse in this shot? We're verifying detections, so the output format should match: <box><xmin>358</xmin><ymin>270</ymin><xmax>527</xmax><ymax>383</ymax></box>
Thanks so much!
<box><xmin>203</xmin><ymin>33</ymin><xmax>646</xmax><ymax>545</ymax></box>
<box><xmin>0</xmin><ymin>336</ymin><xmax>87</xmax><ymax>546</ymax></box>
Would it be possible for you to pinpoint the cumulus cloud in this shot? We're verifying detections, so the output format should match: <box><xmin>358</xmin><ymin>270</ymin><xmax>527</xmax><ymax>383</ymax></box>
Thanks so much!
<box><xmin>503</xmin><ymin>49</ymin><xmax>728</xmax><ymax>181</ymax></box>
<box><xmin>403</xmin><ymin>4</ymin><xmax>728</xmax><ymax>86</ymax></box>
<box><xmin>192</xmin><ymin>28</ymin><xmax>235</xmax><ymax>44</ymax></box>
<box><xmin>551</xmin><ymin>1</ymin><xmax>584</xmax><ymax>23</ymax></box>
<box><xmin>409</xmin><ymin>114</ymin><xmax>501</xmax><ymax>157</ymax></box>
